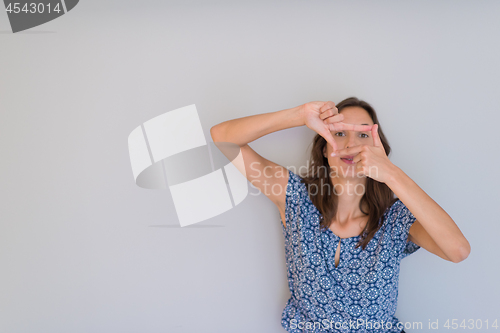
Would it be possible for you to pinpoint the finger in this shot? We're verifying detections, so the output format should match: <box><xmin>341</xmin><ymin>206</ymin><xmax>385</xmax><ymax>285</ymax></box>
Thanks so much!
<box><xmin>319</xmin><ymin>103</ymin><xmax>333</xmax><ymax>115</ymax></box>
<box><xmin>319</xmin><ymin>101</ymin><xmax>337</xmax><ymax>114</ymax></box>
<box><xmin>323</xmin><ymin>112</ymin><xmax>344</xmax><ymax>123</ymax></box>
<box><xmin>329</xmin><ymin>122</ymin><xmax>374</xmax><ymax>132</ymax></box>
<box><xmin>319</xmin><ymin>108</ymin><xmax>335</xmax><ymax>120</ymax></box>
<box><xmin>319</xmin><ymin>105</ymin><xmax>339</xmax><ymax>121</ymax></box>
<box><xmin>356</xmin><ymin>163</ymin><xmax>366</xmax><ymax>177</ymax></box>
<box><xmin>321</xmin><ymin>129</ymin><xmax>338</xmax><ymax>154</ymax></box>
<box><xmin>372</xmin><ymin>124</ymin><xmax>382</xmax><ymax>147</ymax></box>
<box><xmin>352</xmin><ymin>154</ymin><xmax>363</xmax><ymax>164</ymax></box>
<box><xmin>319</xmin><ymin>106</ymin><xmax>332</xmax><ymax>113</ymax></box>
<box><xmin>335</xmin><ymin>145</ymin><xmax>363</xmax><ymax>158</ymax></box>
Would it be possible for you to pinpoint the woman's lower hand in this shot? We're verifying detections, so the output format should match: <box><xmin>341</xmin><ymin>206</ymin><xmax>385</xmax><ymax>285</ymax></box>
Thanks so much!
<box><xmin>334</xmin><ymin>124</ymin><xmax>397</xmax><ymax>183</ymax></box>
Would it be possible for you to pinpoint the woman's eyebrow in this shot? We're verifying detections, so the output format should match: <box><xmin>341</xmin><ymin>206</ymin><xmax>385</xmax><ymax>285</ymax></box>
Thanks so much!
<box><xmin>357</xmin><ymin>124</ymin><xmax>372</xmax><ymax>132</ymax></box>
<box><xmin>333</xmin><ymin>123</ymin><xmax>374</xmax><ymax>131</ymax></box>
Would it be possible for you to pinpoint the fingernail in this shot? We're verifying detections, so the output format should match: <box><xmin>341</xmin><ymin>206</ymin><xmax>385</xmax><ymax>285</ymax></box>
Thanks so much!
<box><xmin>331</xmin><ymin>152</ymin><xmax>336</xmax><ymax>157</ymax></box>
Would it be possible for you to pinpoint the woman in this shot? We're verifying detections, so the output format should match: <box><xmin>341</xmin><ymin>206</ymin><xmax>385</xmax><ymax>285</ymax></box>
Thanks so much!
<box><xmin>210</xmin><ymin>97</ymin><xmax>470</xmax><ymax>333</ymax></box>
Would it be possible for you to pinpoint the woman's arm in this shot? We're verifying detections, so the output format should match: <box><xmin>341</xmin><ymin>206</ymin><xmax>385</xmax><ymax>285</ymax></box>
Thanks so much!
<box><xmin>210</xmin><ymin>101</ymin><xmax>345</xmax><ymax>218</ymax></box>
<box><xmin>327</xmin><ymin>123</ymin><xmax>470</xmax><ymax>263</ymax></box>
<box><xmin>210</xmin><ymin>105</ymin><xmax>306</xmax><ymax>147</ymax></box>
<box><xmin>210</xmin><ymin>105</ymin><xmax>307</xmax><ymax>214</ymax></box>
<box><xmin>386</xmin><ymin>166</ymin><xmax>471</xmax><ymax>263</ymax></box>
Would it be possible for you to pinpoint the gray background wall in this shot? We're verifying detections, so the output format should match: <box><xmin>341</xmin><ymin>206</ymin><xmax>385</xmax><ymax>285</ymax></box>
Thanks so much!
<box><xmin>1</xmin><ymin>1</ymin><xmax>499</xmax><ymax>332</ymax></box>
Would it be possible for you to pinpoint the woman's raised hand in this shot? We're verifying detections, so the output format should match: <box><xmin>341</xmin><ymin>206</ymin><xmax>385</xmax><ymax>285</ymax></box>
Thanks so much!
<box><xmin>302</xmin><ymin>101</ymin><xmax>342</xmax><ymax>152</ymax></box>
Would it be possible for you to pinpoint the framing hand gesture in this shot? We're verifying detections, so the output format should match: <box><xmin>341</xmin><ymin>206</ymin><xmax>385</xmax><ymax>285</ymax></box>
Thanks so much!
<box><xmin>303</xmin><ymin>101</ymin><xmax>373</xmax><ymax>152</ymax></box>
<box><xmin>333</xmin><ymin>123</ymin><xmax>396</xmax><ymax>184</ymax></box>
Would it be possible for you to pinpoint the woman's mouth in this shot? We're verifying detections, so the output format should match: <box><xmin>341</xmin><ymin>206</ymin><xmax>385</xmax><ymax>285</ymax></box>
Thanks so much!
<box><xmin>340</xmin><ymin>155</ymin><xmax>355</xmax><ymax>164</ymax></box>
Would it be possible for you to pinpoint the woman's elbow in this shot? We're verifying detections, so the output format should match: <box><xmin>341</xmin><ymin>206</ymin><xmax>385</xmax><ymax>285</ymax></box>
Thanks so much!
<box><xmin>450</xmin><ymin>241</ymin><xmax>471</xmax><ymax>263</ymax></box>
<box><xmin>210</xmin><ymin>125</ymin><xmax>223</xmax><ymax>141</ymax></box>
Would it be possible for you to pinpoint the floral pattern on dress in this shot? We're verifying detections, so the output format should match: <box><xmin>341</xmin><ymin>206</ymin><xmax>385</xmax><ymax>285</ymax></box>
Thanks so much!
<box><xmin>280</xmin><ymin>169</ymin><xmax>420</xmax><ymax>333</ymax></box>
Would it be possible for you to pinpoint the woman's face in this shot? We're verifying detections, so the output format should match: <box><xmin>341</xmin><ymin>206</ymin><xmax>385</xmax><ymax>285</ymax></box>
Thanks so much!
<box><xmin>323</xmin><ymin>106</ymin><xmax>375</xmax><ymax>178</ymax></box>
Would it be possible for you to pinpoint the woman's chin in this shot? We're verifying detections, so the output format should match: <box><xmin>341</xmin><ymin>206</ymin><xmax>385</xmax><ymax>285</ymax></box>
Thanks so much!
<box><xmin>329</xmin><ymin>165</ymin><xmax>362</xmax><ymax>179</ymax></box>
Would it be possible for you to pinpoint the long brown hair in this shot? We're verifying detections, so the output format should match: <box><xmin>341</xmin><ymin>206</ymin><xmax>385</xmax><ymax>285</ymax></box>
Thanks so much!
<box><xmin>299</xmin><ymin>97</ymin><xmax>398</xmax><ymax>250</ymax></box>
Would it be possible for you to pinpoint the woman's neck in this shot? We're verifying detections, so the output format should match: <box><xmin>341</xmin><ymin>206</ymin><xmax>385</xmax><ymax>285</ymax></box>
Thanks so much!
<box><xmin>329</xmin><ymin>175</ymin><xmax>368</xmax><ymax>225</ymax></box>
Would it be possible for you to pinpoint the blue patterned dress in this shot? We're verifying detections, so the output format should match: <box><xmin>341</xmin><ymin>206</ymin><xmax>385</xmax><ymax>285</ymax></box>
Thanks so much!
<box><xmin>280</xmin><ymin>169</ymin><xmax>420</xmax><ymax>333</ymax></box>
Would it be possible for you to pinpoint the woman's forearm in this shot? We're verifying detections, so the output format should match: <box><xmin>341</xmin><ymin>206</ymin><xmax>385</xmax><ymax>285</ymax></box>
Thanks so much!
<box><xmin>210</xmin><ymin>105</ymin><xmax>305</xmax><ymax>146</ymax></box>
<box><xmin>386</xmin><ymin>166</ymin><xmax>471</xmax><ymax>262</ymax></box>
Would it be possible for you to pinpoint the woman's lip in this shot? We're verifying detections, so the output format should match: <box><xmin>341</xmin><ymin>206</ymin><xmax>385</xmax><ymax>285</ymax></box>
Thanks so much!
<box><xmin>340</xmin><ymin>158</ymin><xmax>355</xmax><ymax>165</ymax></box>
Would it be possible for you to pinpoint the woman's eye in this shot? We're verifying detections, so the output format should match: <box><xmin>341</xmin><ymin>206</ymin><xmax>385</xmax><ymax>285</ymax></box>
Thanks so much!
<box><xmin>335</xmin><ymin>132</ymin><xmax>369</xmax><ymax>138</ymax></box>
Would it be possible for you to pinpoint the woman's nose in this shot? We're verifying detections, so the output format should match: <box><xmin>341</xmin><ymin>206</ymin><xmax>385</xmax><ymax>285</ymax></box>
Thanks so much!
<box><xmin>345</xmin><ymin>134</ymin><xmax>358</xmax><ymax>149</ymax></box>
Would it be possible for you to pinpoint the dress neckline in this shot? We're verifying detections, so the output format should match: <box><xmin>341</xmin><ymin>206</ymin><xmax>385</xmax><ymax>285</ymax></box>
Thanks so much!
<box><xmin>324</xmin><ymin>226</ymin><xmax>362</xmax><ymax>241</ymax></box>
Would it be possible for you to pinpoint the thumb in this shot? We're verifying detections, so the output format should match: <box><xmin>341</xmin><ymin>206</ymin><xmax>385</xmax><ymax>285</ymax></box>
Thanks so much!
<box><xmin>321</xmin><ymin>130</ymin><xmax>338</xmax><ymax>156</ymax></box>
<box><xmin>372</xmin><ymin>124</ymin><xmax>383</xmax><ymax>147</ymax></box>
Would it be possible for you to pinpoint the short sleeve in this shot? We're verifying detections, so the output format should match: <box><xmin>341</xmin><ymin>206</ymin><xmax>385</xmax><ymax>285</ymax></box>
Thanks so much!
<box><xmin>282</xmin><ymin>169</ymin><xmax>299</xmax><ymax>230</ymax></box>
<box><xmin>282</xmin><ymin>169</ymin><xmax>308</xmax><ymax>233</ymax></box>
<box><xmin>387</xmin><ymin>199</ymin><xmax>421</xmax><ymax>259</ymax></box>
<box><xmin>397</xmin><ymin>200</ymin><xmax>421</xmax><ymax>259</ymax></box>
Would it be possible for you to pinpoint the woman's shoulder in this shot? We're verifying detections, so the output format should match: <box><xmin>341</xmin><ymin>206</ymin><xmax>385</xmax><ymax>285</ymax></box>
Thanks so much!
<box><xmin>380</xmin><ymin>198</ymin><xmax>402</xmax><ymax>215</ymax></box>
<box><xmin>382</xmin><ymin>198</ymin><xmax>416</xmax><ymax>233</ymax></box>
<box><xmin>378</xmin><ymin>198</ymin><xmax>404</xmax><ymax>228</ymax></box>
<box><xmin>386</xmin><ymin>198</ymin><xmax>411</xmax><ymax>219</ymax></box>
<box><xmin>287</xmin><ymin>168</ymin><xmax>303</xmax><ymax>182</ymax></box>
<box><xmin>285</xmin><ymin>169</ymin><xmax>306</xmax><ymax>191</ymax></box>
<box><xmin>283</xmin><ymin>169</ymin><xmax>311</xmax><ymax>206</ymax></box>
